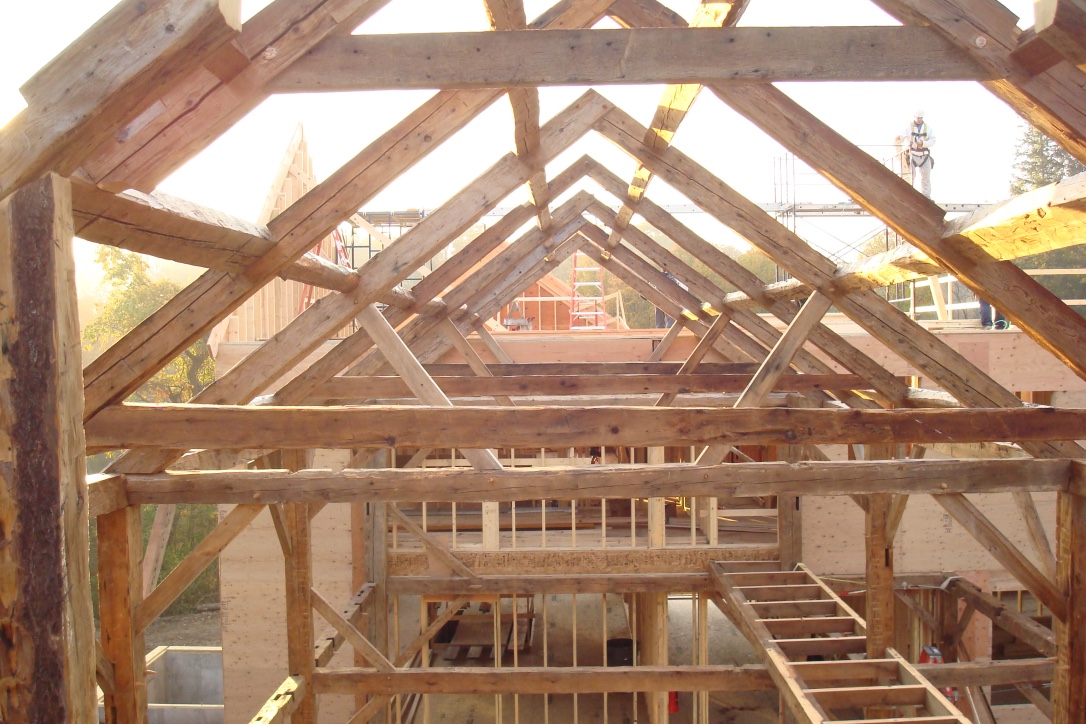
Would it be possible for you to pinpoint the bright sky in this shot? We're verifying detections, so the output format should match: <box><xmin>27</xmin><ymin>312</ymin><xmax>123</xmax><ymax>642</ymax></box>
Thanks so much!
<box><xmin>0</xmin><ymin>0</ymin><xmax>1041</xmax><ymax>277</ymax></box>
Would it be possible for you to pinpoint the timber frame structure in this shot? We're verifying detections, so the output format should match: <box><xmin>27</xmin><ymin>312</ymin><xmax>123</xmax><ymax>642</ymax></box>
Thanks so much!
<box><xmin>3</xmin><ymin>0</ymin><xmax>1086</xmax><ymax>722</ymax></box>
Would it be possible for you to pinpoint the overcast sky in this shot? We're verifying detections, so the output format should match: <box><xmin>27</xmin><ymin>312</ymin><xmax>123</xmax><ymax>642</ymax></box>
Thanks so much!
<box><xmin>1</xmin><ymin>0</ymin><xmax>1041</xmax><ymax>274</ymax></box>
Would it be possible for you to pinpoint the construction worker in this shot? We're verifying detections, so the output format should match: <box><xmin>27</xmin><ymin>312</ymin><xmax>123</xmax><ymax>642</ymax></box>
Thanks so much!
<box><xmin>897</xmin><ymin>110</ymin><xmax>936</xmax><ymax>198</ymax></box>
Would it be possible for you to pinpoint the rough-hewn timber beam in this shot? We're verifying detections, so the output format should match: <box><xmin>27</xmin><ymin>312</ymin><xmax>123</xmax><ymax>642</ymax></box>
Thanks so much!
<box><xmin>113</xmin><ymin>459</ymin><xmax>1072</xmax><ymax>507</ymax></box>
<box><xmin>85</xmin><ymin>405</ymin><xmax>1086</xmax><ymax>451</ymax></box>
<box><xmin>312</xmin><ymin>373</ymin><xmax>869</xmax><ymax>400</ymax></box>
<box><xmin>268</xmin><ymin>27</ymin><xmax>991</xmax><ymax>91</ymax></box>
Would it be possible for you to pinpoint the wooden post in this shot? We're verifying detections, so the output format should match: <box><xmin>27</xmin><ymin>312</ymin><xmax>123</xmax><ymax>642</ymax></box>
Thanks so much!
<box><xmin>98</xmin><ymin>506</ymin><xmax>147</xmax><ymax>724</ymax></box>
<box><xmin>284</xmin><ymin>501</ymin><xmax>317</xmax><ymax>723</ymax></box>
<box><xmin>1053</xmin><ymin>490</ymin><xmax>1086</xmax><ymax>723</ymax></box>
<box><xmin>865</xmin><ymin>493</ymin><xmax>896</xmax><ymax>657</ymax></box>
<box><xmin>0</xmin><ymin>175</ymin><xmax>97</xmax><ymax>721</ymax></box>
<box><xmin>366</xmin><ymin>498</ymin><xmax>390</xmax><ymax>723</ymax></box>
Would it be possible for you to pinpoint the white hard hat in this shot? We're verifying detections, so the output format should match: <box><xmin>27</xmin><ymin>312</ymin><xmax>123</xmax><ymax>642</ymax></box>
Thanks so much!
<box><xmin>915</xmin><ymin>109</ymin><xmax>925</xmax><ymax>118</ymax></box>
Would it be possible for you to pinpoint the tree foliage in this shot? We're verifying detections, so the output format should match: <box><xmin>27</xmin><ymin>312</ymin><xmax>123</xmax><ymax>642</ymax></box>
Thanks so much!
<box><xmin>1010</xmin><ymin>126</ymin><xmax>1085</xmax><ymax>195</ymax></box>
<box><xmin>83</xmin><ymin>247</ymin><xmax>215</xmax><ymax>404</ymax></box>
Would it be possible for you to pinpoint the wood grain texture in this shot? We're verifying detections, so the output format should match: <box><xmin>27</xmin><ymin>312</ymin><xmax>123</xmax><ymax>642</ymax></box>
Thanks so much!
<box><xmin>269</xmin><ymin>27</ymin><xmax>990</xmax><ymax>91</ymax></box>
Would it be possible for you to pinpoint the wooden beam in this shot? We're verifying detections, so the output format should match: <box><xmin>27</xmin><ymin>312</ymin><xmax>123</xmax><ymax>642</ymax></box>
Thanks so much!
<box><xmin>388</xmin><ymin>506</ymin><xmax>476</xmax><ymax>578</ymax></box>
<box><xmin>86</xmin><ymin>405</ymin><xmax>1086</xmax><ymax>451</ymax></box>
<box><xmin>84</xmin><ymin>0</ymin><xmax>613</xmax><ymax>192</ymax></box>
<box><xmin>697</xmin><ymin>291</ymin><xmax>836</xmax><ymax>466</ymax></box>
<box><xmin>866</xmin><ymin>494</ymin><xmax>896</xmax><ymax>661</ymax></box>
<box><xmin>388</xmin><ymin>573</ymin><xmax>711</xmax><ymax>595</ymax></box>
<box><xmin>269</xmin><ymin>27</ymin><xmax>991</xmax><ymax>91</ymax></box>
<box><xmin>249</xmin><ymin>676</ymin><xmax>305</xmax><ymax>724</ymax></box>
<box><xmin>314</xmin><ymin>372</ymin><xmax>868</xmax><ymax>400</ymax></box>
<box><xmin>123</xmin><ymin>458</ymin><xmax>1071</xmax><ymax>505</ymax></box>
<box><xmin>946</xmin><ymin>578</ymin><xmax>1057</xmax><ymax>657</ymax></box>
<box><xmin>97</xmin><ymin>507</ymin><xmax>147</xmax><ymax>724</ymax></box>
<box><xmin>141</xmin><ymin>505</ymin><xmax>176</xmax><ymax>597</ymax></box>
<box><xmin>934</xmin><ymin>493</ymin><xmax>1067</xmax><ymax>622</ymax></box>
<box><xmin>307</xmin><ymin>657</ymin><xmax>1054</xmax><ymax>696</ymax></box>
<box><xmin>314</xmin><ymin>664</ymin><xmax>773</xmax><ymax>696</ymax></box>
<box><xmin>1054</xmin><ymin>490</ymin><xmax>1086</xmax><ymax>722</ymax></box>
<box><xmin>269</xmin><ymin>181</ymin><xmax>594</xmax><ymax>406</ymax></box>
<box><xmin>283</xmin><ymin>503</ymin><xmax>316</xmax><ymax>723</ymax></box>
<box><xmin>311</xmin><ymin>588</ymin><xmax>394</xmax><ymax>672</ymax></box>
<box><xmin>0</xmin><ymin>175</ymin><xmax>97</xmax><ymax>720</ymax></box>
<box><xmin>76</xmin><ymin>0</ymin><xmax>387</xmax><ymax>192</ymax></box>
<box><xmin>1033</xmin><ymin>0</ymin><xmax>1086</xmax><ymax>71</ymax></box>
<box><xmin>0</xmin><ymin>0</ymin><xmax>241</xmax><ymax>200</ymax></box>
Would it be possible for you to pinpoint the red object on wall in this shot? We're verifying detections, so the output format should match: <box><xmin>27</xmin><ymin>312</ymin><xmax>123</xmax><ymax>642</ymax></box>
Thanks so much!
<box><xmin>668</xmin><ymin>691</ymin><xmax>680</xmax><ymax>714</ymax></box>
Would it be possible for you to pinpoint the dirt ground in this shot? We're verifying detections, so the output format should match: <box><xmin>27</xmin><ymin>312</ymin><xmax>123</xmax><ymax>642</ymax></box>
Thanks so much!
<box><xmin>143</xmin><ymin>610</ymin><xmax>222</xmax><ymax>651</ymax></box>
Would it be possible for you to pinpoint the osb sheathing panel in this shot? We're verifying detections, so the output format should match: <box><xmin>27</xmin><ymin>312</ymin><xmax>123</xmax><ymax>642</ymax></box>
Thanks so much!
<box><xmin>802</xmin><ymin>491</ymin><xmax>1058</xmax><ymax>578</ymax></box>
<box><xmin>219</xmin><ymin>450</ymin><xmax>356</xmax><ymax>723</ymax></box>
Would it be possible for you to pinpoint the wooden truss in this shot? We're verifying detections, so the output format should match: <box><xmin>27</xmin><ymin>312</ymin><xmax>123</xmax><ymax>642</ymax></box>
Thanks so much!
<box><xmin>2</xmin><ymin>0</ymin><xmax>1086</xmax><ymax>722</ymax></box>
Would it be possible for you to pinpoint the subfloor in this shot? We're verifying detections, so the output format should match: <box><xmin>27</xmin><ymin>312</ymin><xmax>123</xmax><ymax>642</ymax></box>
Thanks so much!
<box><xmin>393</xmin><ymin>594</ymin><xmax>778</xmax><ymax>724</ymax></box>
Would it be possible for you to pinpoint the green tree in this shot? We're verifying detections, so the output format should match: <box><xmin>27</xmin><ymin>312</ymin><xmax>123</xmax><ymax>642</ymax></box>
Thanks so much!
<box><xmin>83</xmin><ymin>247</ymin><xmax>215</xmax><ymax>405</ymax></box>
<box><xmin>1010</xmin><ymin>126</ymin><xmax>1085</xmax><ymax>195</ymax></box>
<box><xmin>1008</xmin><ymin>127</ymin><xmax>1086</xmax><ymax>314</ymax></box>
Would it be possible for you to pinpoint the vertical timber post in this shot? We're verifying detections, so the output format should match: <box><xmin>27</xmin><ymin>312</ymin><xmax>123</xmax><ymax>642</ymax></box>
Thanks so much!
<box><xmin>284</xmin><ymin>499</ymin><xmax>316</xmax><ymax>723</ymax></box>
<box><xmin>1053</xmin><ymin>489</ymin><xmax>1086</xmax><ymax>723</ymax></box>
<box><xmin>0</xmin><ymin>175</ymin><xmax>97</xmax><ymax>721</ymax></box>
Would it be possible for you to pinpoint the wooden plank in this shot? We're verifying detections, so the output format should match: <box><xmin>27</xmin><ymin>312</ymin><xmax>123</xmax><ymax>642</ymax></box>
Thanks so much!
<box><xmin>388</xmin><ymin>573</ymin><xmax>710</xmax><ymax>595</ymax></box>
<box><xmin>268</xmin><ymin>27</ymin><xmax>991</xmax><ymax>91</ymax></box>
<box><xmin>934</xmin><ymin>493</ymin><xmax>1067</xmax><ymax>622</ymax></box>
<box><xmin>314</xmin><ymin>664</ymin><xmax>773</xmax><ymax>695</ymax></box>
<box><xmin>249</xmin><ymin>676</ymin><xmax>305</xmax><ymax>724</ymax></box>
<box><xmin>86</xmin><ymin>405</ymin><xmax>1086</xmax><ymax>452</ymax></box>
<box><xmin>422</xmin><ymin>361</ymin><xmax>762</xmax><ymax>377</ymax></box>
<box><xmin>135</xmin><ymin>504</ymin><xmax>264</xmax><ymax>633</ymax></box>
<box><xmin>0</xmin><ymin>0</ymin><xmax>241</xmax><ymax>200</ymax></box>
<box><xmin>0</xmin><ymin>175</ymin><xmax>97</xmax><ymax>721</ymax></box>
<box><xmin>315</xmin><ymin>372</ymin><xmax>868</xmax><ymax>400</ymax></box>
<box><xmin>1053</xmin><ymin>490</ymin><xmax>1086</xmax><ymax>722</ymax></box>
